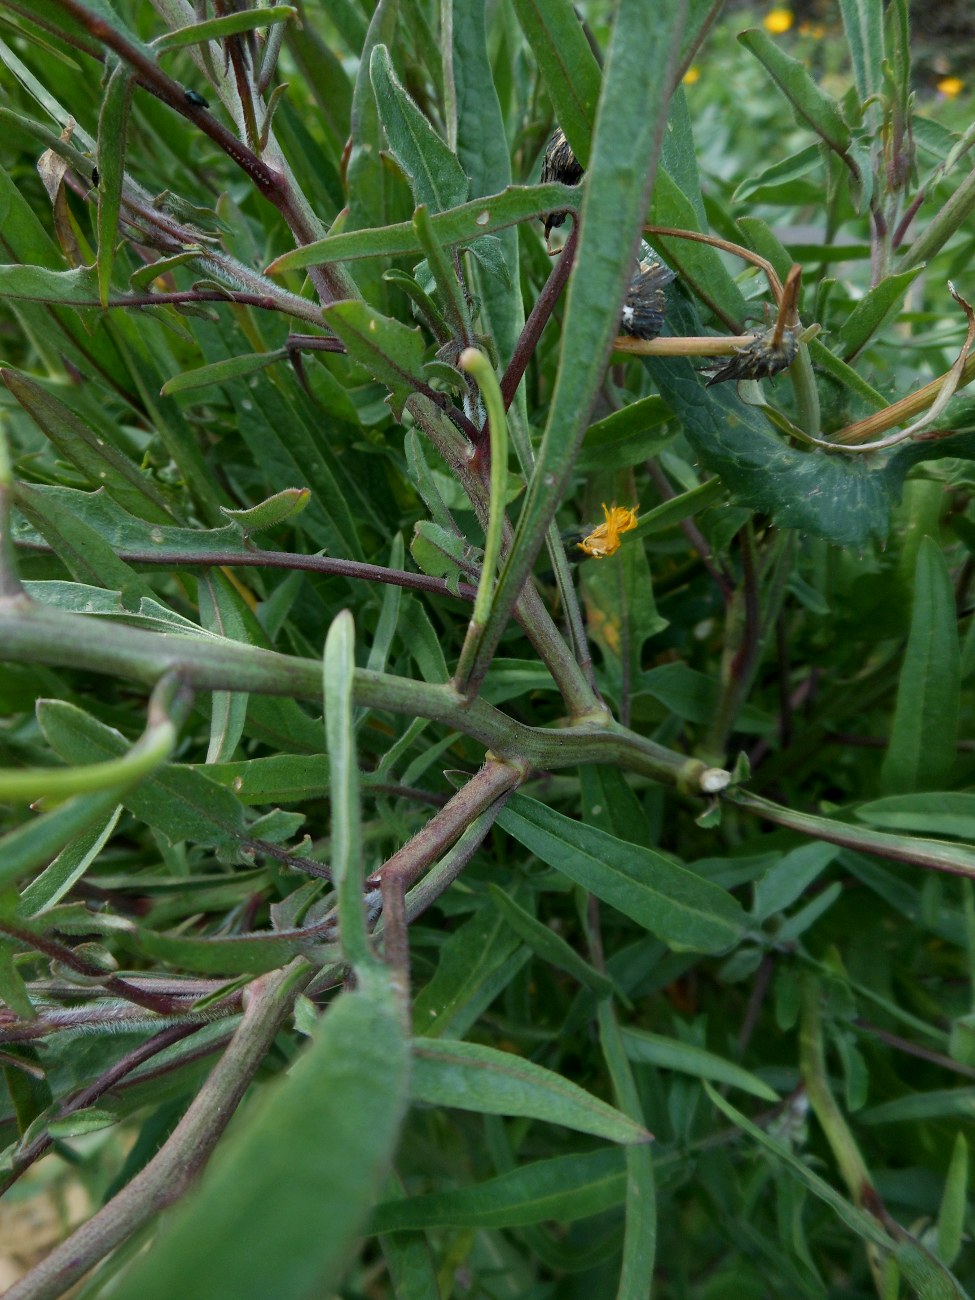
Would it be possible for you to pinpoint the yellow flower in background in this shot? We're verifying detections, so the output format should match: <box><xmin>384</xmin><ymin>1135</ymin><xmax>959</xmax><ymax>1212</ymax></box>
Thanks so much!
<box><xmin>937</xmin><ymin>77</ymin><xmax>964</xmax><ymax>99</ymax></box>
<box><xmin>798</xmin><ymin>21</ymin><xmax>826</xmax><ymax>37</ymax></box>
<box><xmin>683</xmin><ymin>65</ymin><xmax>701</xmax><ymax>85</ymax></box>
<box><xmin>763</xmin><ymin>8</ymin><xmax>794</xmax><ymax>34</ymax></box>
<box><xmin>578</xmin><ymin>504</ymin><xmax>639</xmax><ymax>559</ymax></box>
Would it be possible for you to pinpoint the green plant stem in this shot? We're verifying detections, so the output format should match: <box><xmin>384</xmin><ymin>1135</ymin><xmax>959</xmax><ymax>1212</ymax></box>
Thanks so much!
<box><xmin>799</xmin><ymin>974</ymin><xmax>886</xmax><ymax>1296</ymax></box>
<box><xmin>407</xmin><ymin>395</ymin><xmax>604</xmax><ymax>720</ymax></box>
<box><xmin>898</xmin><ymin>163</ymin><xmax>975</xmax><ymax>271</ymax></box>
<box><xmin>0</xmin><ymin>600</ymin><xmax>717</xmax><ymax>792</ymax></box>
<box><xmin>454</xmin><ymin>348</ymin><xmax>509</xmax><ymax>694</ymax></box>
<box><xmin>5</xmin><ymin>958</ymin><xmax>313</xmax><ymax>1300</ymax></box>
<box><xmin>0</xmin><ymin>418</ymin><xmax>25</xmax><ymax>602</ymax></box>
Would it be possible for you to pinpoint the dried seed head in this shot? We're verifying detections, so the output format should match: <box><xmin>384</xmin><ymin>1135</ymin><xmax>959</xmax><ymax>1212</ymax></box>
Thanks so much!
<box><xmin>619</xmin><ymin>260</ymin><xmax>676</xmax><ymax>341</ymax></box>
<box><xmin>703</xmin><ymin>324</ymin><xmax>799</xmax><ymax>386</ymax></box>
<box><xmin>540</xmin><ymin>126</ymin><xmax>584</xmax><ymax>236</ymax></box>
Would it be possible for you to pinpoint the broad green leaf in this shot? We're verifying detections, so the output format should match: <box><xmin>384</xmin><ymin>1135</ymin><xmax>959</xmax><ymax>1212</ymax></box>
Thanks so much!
<box><xmin>372</xmin><ymin>1148</ymin><xmax>626</xmax><ymax>1231</ymax></box>
<box><xmin>412</xmin><ymin>1037</ymin><xmax>650</xmax><ymax>1145</ymax></box>
<box><xmin>200</xmin><ymin>756</ymin><xmax>326</xmax><ymax>804</ymax></box>
<box><xmin>510</xmin><ymin>0</ymin><xmax>601</xmax><ymax>166</ymax></box>
<box><xmin>487</xmin><ymin>885</ymin><xmax>617</xmax><ymax>999</ymax></box>
<box><xmin>621</xmin><ymin>1027</ymin><xmax>779</xmax><ymax>1101</ymax></box>
<box><xmin>370</xmin><ymin>45</ymin><xmax>468</xmax><ymax>212</ymax></box>
<box><xmin>644</xmin><ymin>296</ymin><xmax>892</xmax><ymax>547</ymax></box>
<box><xmin>880</xmin><ymin>537</ymin><xmax>960</xmax><ymax>794</ymax></box>
<box><xmin>738</xmin><ymin>28</ymin><xmax>853</xmax><ymax>159</ymax></box>
<box><xmin>266</xmin><ymin>182</ymin><xmax>579</xmax><ymax>273</ymax></box>
<box><xmin>110</xmin><ymin>979</ymin><xmax>409</xmax><ymax>1300</ymax></box>
<box><xmin>639</xmin><ymin>662</ymin><xmax>773</xmax><ymax>734</ymax></box>
<box><xmin>498</xmin><ymin>794</ymin><xmax>745</xmax><ymax>953</ymax></box>
<box><xmin>576</xmin><ymin>397</ymin><xmax>674</xmax><ymax>473</ymax></box>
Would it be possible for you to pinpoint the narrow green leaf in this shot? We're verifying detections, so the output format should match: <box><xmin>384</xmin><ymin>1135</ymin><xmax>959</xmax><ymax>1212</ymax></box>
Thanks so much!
<box><xmin>621</xmin><ymin>1027</ymin><xmax>779</xmax><ymax>1101</ymax></box>
<box><xmin>752</xmin><ymin>842</ymin><xmax>838</xmax><ymax>922</ymax></box>
<box><xmin>855</xmin><ymin>793</ymin><xmax>975</xmax><ymax>840</ymax></box>
<box><xmin>370</xmin><ymin>45</ymin><xmax>469</xmax><ymax>212</ymax></box>
<box><xmin>372</xmin><ymin>1148</ymin><xmax>626</xmax><ymax>1231</ymax></box>
<box><xmin>412</xmin><ymin>1037</ymin><xmax>651</xmax><ymax>1145</ymax></box>
<box><xmin>132</xmin><ymin>927</ymin><xmax>332</xmax><ymax>977</ymax></box>
<box><xmin>96</xmin><ymin>63</ymin><xmax>133</xmax><ymax>308</ymax></box>
<box><xmin>936</xmin><ymin>1133</ymin><xmax>968</xmax><ymax>1267</ymax></box>
<box><xmin>159</xmin><ymin>349</ymin><xmax>288</xmax><ymax>396</ymax></box>
<box><xmin>18</xmin><ymin>807</ymin><xmax>121</xmax><ymax>916</ymax></box>
<box><xmin>153</xmin><ymin>7</ymin><xmax>297</xmax><ymax>51</ymax></box>
<box><xmin>487</xmin><ymin>885</ymin><xmax>617</xmax><ymax>998</ymax></box>
<box><xmin>838</xmin><ymin>0</ymin><xmax>885</xmax><ymax>102</ymax></box>
<box><xmin>835</xmin><ymin>267</ymin><xmax>923</xmax><ymax>360</ymax></box>
<box><xmin>411</xmin><ymin>903</ymin><xmax>527</xmax><ymax>1038</ymax></box>
<box><xmin>737</xmin><ymin>28</ymin><xmax>852</xmax><ymax>160</ymax></box>
<box><xmin>880</xmin><ymin>537</ymin><xmax>960</xmax><ymax>794</ymax></box>
<box><xmin>498</xmin><ymin>794</ymin><xmax>745</xmax><ymax>954</ymax></box>
<box><xmin>266</xmin><ymin>182</ymin><xmax>579</xmax><ymax>274</ymax></box>
<box><xmin>3</xmin><ymin>370</ymin><xmax>172</xmax><ymax>523</ymax></box>
<box><xmin>47</xmin><ymin>1107</ymin><xmax>117</xmax><ymax>1139</ymax></box>
<box><xmin>510</xmin><ymin>0</ymin><xmax>602</xmax><ymax>166</ymax></box>
<box><xmin>860</xmin><ymin>1090</ymin><xmax>975</xmax><ymax>1125</ymax></box>
<box><xmin>110</xmin><ymin>980</ymin><xmax>410</xmax><ymax>1300</ymax></box>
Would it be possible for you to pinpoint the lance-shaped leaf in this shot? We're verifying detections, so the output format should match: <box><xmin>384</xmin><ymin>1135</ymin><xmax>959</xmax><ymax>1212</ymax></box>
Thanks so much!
<box><xmin>370</xmin><ymin>45</ymin><xmax>469</xmax><ymax>212</ymax></box>
<box><xmin>412</xmin><ymin>1037</ymin><xmax>651</xmax><ymax>1144</ymax></box>
<box><xmin>322</xmin><ymin>300</ymin><xmax>427</xmax><ymax>418</ymax></box>
<box><xmin>498</xmin><ymin>793</ymin><xmax>745</xmax><ymax>954</ymax></box>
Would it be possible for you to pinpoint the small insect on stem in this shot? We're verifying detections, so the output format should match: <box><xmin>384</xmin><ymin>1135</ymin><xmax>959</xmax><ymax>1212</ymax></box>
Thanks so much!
<box><xmin>184</xmin><ymin>88</ymin><xmax>210</xmax><ymax>109</ymax></box>
<box><xmin>704</xmin><ymin>263</ymin><xmax>803</xmax><ymax>387</ymax></box>
<box><xmin>540</xmin><ymin>126</ymin><xmax>583</xmax><ymax>238</ymax></box>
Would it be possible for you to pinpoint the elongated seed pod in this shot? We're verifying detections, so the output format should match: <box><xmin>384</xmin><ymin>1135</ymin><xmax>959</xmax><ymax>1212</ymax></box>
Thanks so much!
<box><xmin>620</xmin><ymin>261</ymin><xmax>676</xmax><ymax>340</ymax></box>
<box><xmin>540</xmin><ymin>126</ymin><xmax>584</xmax><ymax>236</ymax></box>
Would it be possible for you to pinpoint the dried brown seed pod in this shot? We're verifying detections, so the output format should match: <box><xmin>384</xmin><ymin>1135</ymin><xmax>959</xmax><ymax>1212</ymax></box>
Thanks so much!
<box><xmin>620</xmin><ymin>261</ymin><xmax>676</xmax><ymax>340</ymax></box>
<box><xmin>540</xmin><ymin>126</ymin><xmax>584</xmax><ymax>236</ymax></box>
<box><xmin>703</xmin><ymin>324</ymin><xmax>799</xmax><ymax>386</ymax></box>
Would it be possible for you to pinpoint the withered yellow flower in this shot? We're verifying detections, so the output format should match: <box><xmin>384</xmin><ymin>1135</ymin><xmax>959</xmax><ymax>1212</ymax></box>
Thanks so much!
<box><xmin>577</xmin><ymin>504</ymin><xmax>639</xmax><ymax>559</ymax></box>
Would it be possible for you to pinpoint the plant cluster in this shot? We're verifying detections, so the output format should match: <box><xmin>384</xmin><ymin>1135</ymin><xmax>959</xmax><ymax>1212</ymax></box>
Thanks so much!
<box><xmin>0</xmin><ymin>1</ymin><xmax>974</xmax><ymax>1296</ymax></box>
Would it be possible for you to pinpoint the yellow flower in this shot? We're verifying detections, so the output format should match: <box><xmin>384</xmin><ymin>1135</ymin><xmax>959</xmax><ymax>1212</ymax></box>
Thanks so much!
<box><xmin>577</xmin><ymin>503</ymin><xmax>639</xmax><ymax>559</ymax></box>
<box><xmin>683</xmin><ymin>65</ymin><xmax>701</xmax><ymax>86</ymax></box>
<box><xmin>937</xmin><ymin>77</ymin><xmax>964</xmax><ymax>99</ymax></box>
<box><xmin>798</xmin><ymin>21</ymin><xmax>825</xmax><ymax>37</ymax></box>
<box><xmin>763</xmin><ymin>8</ymin><xmax>794</xmax><ymax>35</ymax></box>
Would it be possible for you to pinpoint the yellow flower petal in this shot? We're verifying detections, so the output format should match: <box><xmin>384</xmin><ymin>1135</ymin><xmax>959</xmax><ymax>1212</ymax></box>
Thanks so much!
<box><xmin>937</xmin><ymin>77</ymin><xmax>964</xmax><ymax>99</ymax></box>
<box><xmin>577</xmin><ymin>504</ymin><xmax>639</xmax><ymax>559</ymax></box>
<box><xmin>763</xmin><ymin>8</ymin><xmax>794</xmax><ymax>35</ymax></box>
<box><xmin>683</xmin><ymin>65</ymin><xmax>701</xmax><ymax>85</ymax></box>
